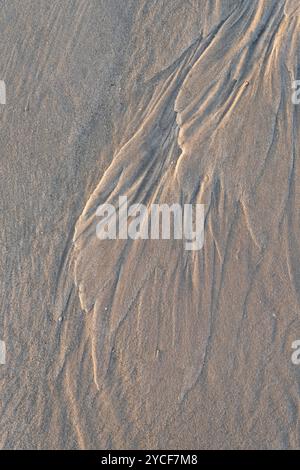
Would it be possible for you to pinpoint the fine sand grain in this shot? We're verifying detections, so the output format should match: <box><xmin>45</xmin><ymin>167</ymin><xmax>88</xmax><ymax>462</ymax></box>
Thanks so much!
<box><xmin>1</xmin><ymin>0</ymin><xmax>300</xmax><ymax>449</ymax></box>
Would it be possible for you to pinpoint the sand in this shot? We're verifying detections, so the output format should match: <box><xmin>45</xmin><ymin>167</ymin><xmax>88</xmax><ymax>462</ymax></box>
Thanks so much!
<box><xmin>1</xmin><ymin>0</ymin><xmax>300</xmax><ymax>449</ymax></box>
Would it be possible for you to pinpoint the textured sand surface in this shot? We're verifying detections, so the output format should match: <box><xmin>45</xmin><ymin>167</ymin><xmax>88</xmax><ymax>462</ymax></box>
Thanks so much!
<box><xmin>1</xmin><ymin>0</ymin><xmax>300</xmax><ymax>449</ymax></box>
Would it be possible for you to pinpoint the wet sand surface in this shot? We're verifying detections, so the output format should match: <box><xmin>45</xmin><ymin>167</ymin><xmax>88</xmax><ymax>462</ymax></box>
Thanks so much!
<box><xmin>1</xmin><ymin>0</ymin><xmax>300</xmax><ymax>449</ymax></box>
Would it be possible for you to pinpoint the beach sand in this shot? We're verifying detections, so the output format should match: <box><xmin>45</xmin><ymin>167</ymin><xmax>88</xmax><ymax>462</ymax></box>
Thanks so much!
<box><xmin>1</xmin><ymin>0</ymin><xmax>300</xmax><ymax>449</ymax></box>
